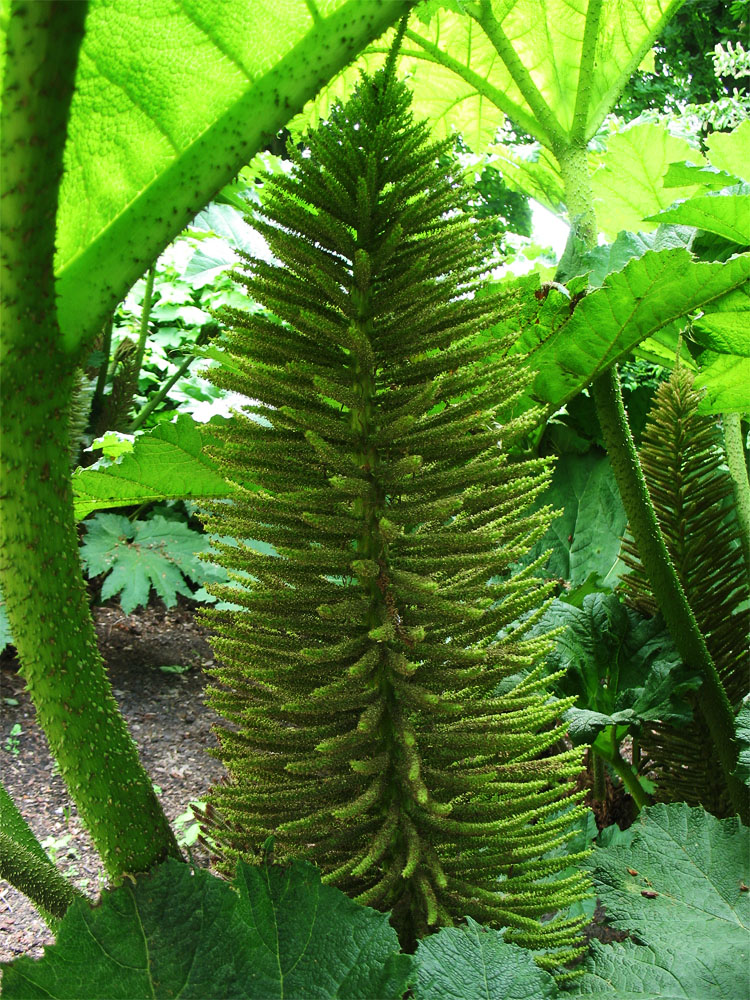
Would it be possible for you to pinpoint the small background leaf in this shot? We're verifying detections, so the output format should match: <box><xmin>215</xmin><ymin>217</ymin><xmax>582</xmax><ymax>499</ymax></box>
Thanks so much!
<box><xmin>79</xmin><ymin>514</ymin><xmax>226</xmax><ymax>614</ymax></box>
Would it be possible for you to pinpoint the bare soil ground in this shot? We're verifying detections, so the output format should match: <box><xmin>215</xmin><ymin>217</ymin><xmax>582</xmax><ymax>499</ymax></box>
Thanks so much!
<box><xmin>0</xmin><ymin>598</ymin><xmax>226</xmax><ymax>963</ymax></box>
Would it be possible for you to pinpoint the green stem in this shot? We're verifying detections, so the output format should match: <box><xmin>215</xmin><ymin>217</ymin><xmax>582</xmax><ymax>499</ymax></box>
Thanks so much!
<box><xmin>569</xmin><ymin>0</ymin><xmax>603</xmax><ymax>143</ymax></box>
<box><xmin>554</xmin><ymin>143</ymin><xmax>598</xmax><ymax>251</ymax></box>
<box><xmin>90</xmin><ymin>316</ymin><xmax>114</xmax><ymax>420</ymax></box>
<box><xmin>129</xmin><ymin>349</ymin><xmax>197</xmax><ymax>431</ymax></box>
<box><xmin>632</xmin><ymin>737</ymin><xmax>641</xmax><ymax>772</ymax></box>
<box><xmin>0</xmin><ymin>1</ymin><xmax>182</xmax><ymax>877</ymax></box>
<box><xmin>132</xmin><ymin>266</ymin><xmax>156</xmax><ymax>378</ymax></box>
<box><xmin>723</xmin><ymin>412</ymin><xmax>750</xmax><ymax>581</ymax></box>
<box><xmin>0</xmin><ymin>832</ymin><xmax>83</xmax><ymax>925</ymax></box>
<box><xmin>591</xmin><ymin>749</ymin><xmax>606</xmax><ymax>802</ymax></box>
<box><xmin>592</xmin><ymin>741</ymin><xmax>652</xmax><ymax>813</ymax></box>
<box><xmin>1</xmin><ymin>782</ymin><xmax>84</xmax><ymax>928</ymax></box>
<box><xmin>0</xmin><ymin>783</ymin><xmax>51</xmax><ymax>871</ymax></box>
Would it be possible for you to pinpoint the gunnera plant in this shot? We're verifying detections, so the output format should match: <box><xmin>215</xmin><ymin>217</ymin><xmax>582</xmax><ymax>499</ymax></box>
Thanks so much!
<box><xmin>619</xmin><ymin>365</ymin><xmax>750</xmax><ymax>815</ymax></box>
<box><xmin>198</xmin><ymin>64</ymin><xmax>588</xmax><ymax>971</ymax></box>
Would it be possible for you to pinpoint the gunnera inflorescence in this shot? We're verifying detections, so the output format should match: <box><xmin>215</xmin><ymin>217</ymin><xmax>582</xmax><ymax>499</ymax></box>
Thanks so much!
<box><xmin>198</xmin><ymin>63</ymin><xmax>589</xmax><ymax>971</ymax></box>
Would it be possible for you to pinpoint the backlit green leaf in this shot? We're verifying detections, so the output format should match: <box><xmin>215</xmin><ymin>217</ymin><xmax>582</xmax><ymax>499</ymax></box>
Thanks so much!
<box><xmin>662</xmin><ymin>162</ymin><xmax>740</xmax><ymax>190</ymax></box>
<box><xmin>693</xmin><ymin>284</ymin><xmax>750</xmax><ymax>355</ymax></box>
<box><xmin>705</xmin><ymin>121</ymin><xmax>750</xmax><ymax>182</ymax></box>
<box><xmin>645</xmin><ymin>193</ymin><xmax>750</xmax><ymax>245</ymax></box>
<box><xmin>530</xmin><ymin>250</ymin><xmax>750</xmax><ymax>411</ymax></box>
<box><xmin>590</xmin><ymin>124</ymin><xmax>701</xmax><ymax>241</ymax></box>
<box><xmin>694</xmin><ymin>352</ymin><xmax>750</xmax><ymax>414</ymax></box>
<box><xmin>297</xmin><ymin>1</ymin><xmax>681</xmax><ymax>156</ymax></box>
<box><xmin>53</xmin><ymin>0</ymin><xmax>410</xmax><ymax>351</ymax></box>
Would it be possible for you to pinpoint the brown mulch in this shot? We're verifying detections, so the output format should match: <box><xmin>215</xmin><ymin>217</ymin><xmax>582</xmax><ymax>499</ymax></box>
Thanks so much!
<box><xmin>0</xmin><ymin>598</ymin><xmax>226</xmax><ymax>964</ymax></box>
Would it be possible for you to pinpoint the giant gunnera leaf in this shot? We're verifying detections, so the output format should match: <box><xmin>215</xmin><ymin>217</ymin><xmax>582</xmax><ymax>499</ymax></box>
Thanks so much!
<box><xmin>577</xmin><ymin>804</ymin><xmax>750</xmax><ymax>999</ymax></box>
<box><xmin>0</xmin><ymin>859</ymin><xmax>415</xmax><ymax>999</ymax></box>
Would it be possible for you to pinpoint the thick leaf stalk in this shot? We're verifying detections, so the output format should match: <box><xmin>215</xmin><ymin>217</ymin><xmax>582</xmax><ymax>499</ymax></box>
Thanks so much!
<box><xmin>199</xmin><ymin>70</ymin><xmax>589</xmax><ymax>972</ymax></box>
<box><xmin>723</xmin><ymin>412</ymin><xmax>750</xmax><ymax>579</ymax></box>
<box><xmin>0</xmin><ymin>1</ymin><xmax>181</xmax><ymax>878</ymax></box>
<box><xmin>0</xmin><ymin>784</ymin><xmax>83</xmax><ymax>927</ymax></box>
<box><xmin>0</xmin><ymin>834</ymin><xmax>81</xmax><ymax>925</ymax></box>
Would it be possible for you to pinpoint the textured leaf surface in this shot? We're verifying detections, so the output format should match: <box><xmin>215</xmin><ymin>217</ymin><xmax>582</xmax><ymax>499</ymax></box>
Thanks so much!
<box><xmin>72</xmin><ymin>415</ymin><xmax>234</xmax><ymax>519</ymax></box>
<box><xmin>645</xmin><ymin>193</ymin><xmax>750</xmax><ymax>245</ymax></box>
<box><xmin>590</xmin><ymin>124</ymin><xmax>700</xmax><ymax>240</ymax></box>
<box><xmin>694</xmin><ymin>352</ymin><xmax>750</xmax><ymax>413</ymax></box>
<box><xmin>297</xmin><ymin>1</ymin><xmax>679</xmax><ymax>155</ymax></box>
<box><xmin>578</xmin><ymin>804</ymin><xmax>750</xmax><ymax>999</ymax></box>
<box><xmin>79</xmin><ymin>514</ymin><xmax>225</xmax><ymax>614</ymax></box>
<box><xmin>53</xmin><ymin>0</ymin><xmax>409</xmax><ymax>349</ymax></box>
<box><xmin>413</xmin><ymin>919</ymin><xmax>558</xmax><ymax>999</ymax></box>
<box><xmin>662</xmin><ymin>161</ymin><xmax>740</xmax><ymax>190</ymax></box>
<box><xmin>0</xmin><ymin>859</ymin><xmax>415</xmax><ymax>999</ymax></box>
<box><xmin>693</xmin><ymin>284</ymin><xmax>750</xmax><ymax>354</ymax></box>
<box><xmin>530</xmin><ymin>250</ymin><xmax>750</xmax><ymax>410</ymax></box>
<box><xmin>523</xmin><ymin>452</ymin><xmax>626</xmax><ymax>588</ymax></box>
<box><xmin>579</xmin><ymin>227</ymin><xmax>694</xmax><ymax>288</ymax></box>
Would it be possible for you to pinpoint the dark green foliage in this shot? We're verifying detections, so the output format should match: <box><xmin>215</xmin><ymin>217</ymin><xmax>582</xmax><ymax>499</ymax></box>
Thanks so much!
<box><xmin>199</xmin><ymin>69</ymin><xmax>588</xmax><ymax>968</ymax></box>
<box><xmin>0</xmin><ymin>859</ymin><xmax>416</xmax><ymax>999</ymax></box>
<box><xmin>617</xmin><ymin>0</ymin><xmax>750</xmax><ymax>122</ymax></box>
<box><xmin>619</xmin><ymin>366</ymin><xmax>750</xmax><ymax>814</ymax></box>
<box><xmin>580</xmin><ymin>803</ymin><xmax>750</xmax><ymax>999</ymax></box>
<box><xmin>541</xmin><ymin>593</ymin><xmax>701</xmax><ymax>747</ymax></box>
